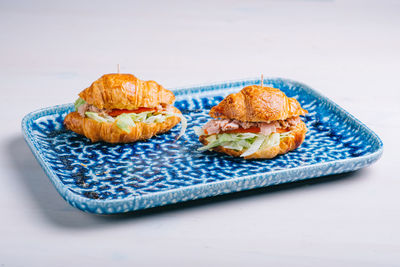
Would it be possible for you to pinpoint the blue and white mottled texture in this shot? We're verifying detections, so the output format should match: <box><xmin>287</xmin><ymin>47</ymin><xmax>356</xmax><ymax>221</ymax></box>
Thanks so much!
<box><xmin>22</xmin><ymin>78</ymin><xmax>383</xmax><ymax>214</ymax></box>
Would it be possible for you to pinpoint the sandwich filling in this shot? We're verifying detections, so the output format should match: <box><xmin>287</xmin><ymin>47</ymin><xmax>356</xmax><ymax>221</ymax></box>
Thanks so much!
<box><xmin>194</xmin><ymin>117</ymin><xmax>301</xmax><ymax>157</ymax></box>
<box><xmin>74</xmin><ymin>98</ymin><xmax>187</xmax><ymax>138</ymax></box>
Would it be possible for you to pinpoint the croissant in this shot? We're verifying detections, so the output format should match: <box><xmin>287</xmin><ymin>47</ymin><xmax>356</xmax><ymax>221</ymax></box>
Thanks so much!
<box><xmin>198</xmin><ymin>85</ymin><xmax>308</xmax><ymax>159</ymax></box>
<box><xmin>64</xmin><ymin>73</ymin><xmax>183</xmax><ymax>143</ymax></box>
<box><xmin>79</xmin><ymin>74</ymin><xmax>175</xmax><ymax>110</ymax></box>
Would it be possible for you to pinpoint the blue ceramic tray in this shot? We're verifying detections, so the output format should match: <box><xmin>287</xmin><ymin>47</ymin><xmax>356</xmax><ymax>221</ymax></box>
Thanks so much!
<box><xmin>22</xmin><ymin>78</ymin><xmax>383</xmax><ymax>214</ymax></box>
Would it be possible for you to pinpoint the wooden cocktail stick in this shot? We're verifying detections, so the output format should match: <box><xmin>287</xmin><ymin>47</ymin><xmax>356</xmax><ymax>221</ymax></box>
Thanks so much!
<box><xmin>261</xmin><ymin>74</ymin><xmax>264</xmax><ymax>87</ymax></box>
<box><xmin>117</xmin><ymin>64</ymin><xmax>120</xmax><ymax>74</ymax></box>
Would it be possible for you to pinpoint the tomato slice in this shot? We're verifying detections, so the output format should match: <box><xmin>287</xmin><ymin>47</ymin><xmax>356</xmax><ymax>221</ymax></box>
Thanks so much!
<box><xmin>108</xmin><ymin>107</ymin><xmax>156</xmax><ymax>117</ymax></box>
<box><xmin>221</xmin><ymin>127</ymin><xmax>261</xmax><ymax>134</ymax></box>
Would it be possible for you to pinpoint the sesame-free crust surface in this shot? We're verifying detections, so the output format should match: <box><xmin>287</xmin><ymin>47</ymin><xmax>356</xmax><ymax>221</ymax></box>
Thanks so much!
<box><xmin>209</xmin><ymin>85</ymin><xmax>307</xmax><ymax>122</ymax></box>
<box><xmin>79</xmin><ymin>74</ymin><xmax>175</xmax><ymax>110</ymax></box>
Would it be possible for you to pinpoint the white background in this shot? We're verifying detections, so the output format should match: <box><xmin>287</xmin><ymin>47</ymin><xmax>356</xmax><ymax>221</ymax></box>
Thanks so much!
<box><xmin>1</xmin><ymin>0</ymin><xmax>399</xmax><ymax>266</ymax></box>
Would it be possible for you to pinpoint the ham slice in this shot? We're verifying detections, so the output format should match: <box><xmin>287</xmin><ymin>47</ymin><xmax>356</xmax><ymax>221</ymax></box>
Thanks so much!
<box><xmin>203</xmin><ymin>117</ymin><xmax>300</xmax><ymax>135</ymax></box>
<box><xmin>77</xmin><ymin>103</ymin><xmax>110</xmax><ymax>117</ymax></box>
<box><xmin>203</xmin><ymin>120</ymin><xmax>224</xmax><ymax>135</ymax></box>
<box><xmin>259</xmin><ymin>123</ymin><xmax>277</xmax><ymax>135</ymax></box>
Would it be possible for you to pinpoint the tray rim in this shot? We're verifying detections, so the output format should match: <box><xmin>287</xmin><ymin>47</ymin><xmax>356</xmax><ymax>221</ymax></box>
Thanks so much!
<box><xmin>21</xmin><ymin>77</ymin><xmax>384</xmax><ymax>213</ymax></box>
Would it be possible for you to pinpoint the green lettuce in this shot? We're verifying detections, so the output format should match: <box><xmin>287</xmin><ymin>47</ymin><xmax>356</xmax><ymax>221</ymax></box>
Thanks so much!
<box><xmin>85</xmin><ymin>112</ymin><xmax>114</xmax><ymax>123</ymax></box>
<box><xmin>197</xmin><ymin>131</ymin><xmax>291</xmax><ymax>157</ymax></box>
<box><xmin>83</xmin><ymin>109</ymin><xmax>187</xmax><ymax>138</ymax></box>
<box><xmin>158</xmin><ymin>112</ymin><xmax>187</xmax><ymax>139</ymax></box>
<box><xmin>74</xmin><ymin>98</ymin><xmax>86</xmax><ymax>111</ymax></box>
<box><xmin>197</xmin><ymin>133</ymin><xmax>258</xmax><ymax>152</ymax></box>
<box><xmin>115</xmin><ymin>113</ymin><xmax>135</xmax><ymax>133</ymax></box>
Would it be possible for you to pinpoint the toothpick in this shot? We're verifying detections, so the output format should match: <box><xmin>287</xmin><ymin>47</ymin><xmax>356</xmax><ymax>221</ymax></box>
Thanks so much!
<box><xmin>261</xmin><ymin>74</ymin><xmax>264</xmax><ymax>87</ymax></box>
<box><xmin>117</xmin><ymin>64</ymin><xmax>120</xmax><ymax>74</ymax></box>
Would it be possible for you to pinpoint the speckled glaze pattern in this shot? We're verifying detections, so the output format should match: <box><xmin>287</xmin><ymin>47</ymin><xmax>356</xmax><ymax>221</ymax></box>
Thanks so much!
<box><xmin>22</xmin><ymin>78</ymin><xmax>383</xmax><ymax>214</ymax></box>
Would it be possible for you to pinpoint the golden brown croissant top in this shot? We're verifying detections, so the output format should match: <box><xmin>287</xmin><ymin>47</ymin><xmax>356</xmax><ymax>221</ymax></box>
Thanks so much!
<box><xmin>78</xmin><ymin>73</ymin><xmax>175</xmax><ymax>110</ymax></box>
<box><xmin>209</xmin><ymin>85</ymin><xmax>307</xmax><ymax>122</ymax></box>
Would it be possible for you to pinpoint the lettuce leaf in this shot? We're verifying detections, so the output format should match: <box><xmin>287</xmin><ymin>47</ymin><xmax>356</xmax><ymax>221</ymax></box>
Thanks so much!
<box><xmin>74</xmin><ymin>98</ymin><xmax>86</xmax><ymax>111</ymax></box>
<box><xmin>115</xmin><ymin>113</ymin><xmax>135</xmax><ymax>133</ymax></box>
<box><xmin>197</xmin><ymin>131</ymin><xmax>292</xmax><ymax>157</ymax></box>
<box><xmin>197</xmin><ymin>133</ymin><xmax>257</xmax><ymax>152</ymax></box>
<box><xmin>84</xmin><ymin>108</ymin><xmax>187</xmax><ymax>137</ymax></box>
<box><xmin>85</xmin><ymin>112</ymin><xmax>114</xmax><ymax>123</ymax></box>
<box><xmin>128</xmin><ymin>111</ymin><xmax>154</xmax><ymax>123</ymax></box>
<box><xmin>160</xmin><ymin>112</ymin><xmax>187</xmax><ymax>140</ymax></box>
<box><xmin>240</xmin><ymin>135</ymin><xmax>267</xmax><ymax>157</ymax></box>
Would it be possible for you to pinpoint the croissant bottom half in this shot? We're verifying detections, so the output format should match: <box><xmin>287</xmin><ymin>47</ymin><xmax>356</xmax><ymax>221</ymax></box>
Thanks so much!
<box><xmin>199</xmin><ymin>120</ymin><xmax>307</xmax><ymax>159</ymax></box>
<box><xmin>64</xmin><ymin>108</ymin><xmax>181</xmax><ymax>143</ymax></box>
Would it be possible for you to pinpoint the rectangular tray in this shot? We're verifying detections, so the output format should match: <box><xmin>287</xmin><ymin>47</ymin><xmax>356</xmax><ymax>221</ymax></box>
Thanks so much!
<box><xmin>22</xmin><ymin>78</ymin><xmax>383</xmax><ymax>214</ymax></box>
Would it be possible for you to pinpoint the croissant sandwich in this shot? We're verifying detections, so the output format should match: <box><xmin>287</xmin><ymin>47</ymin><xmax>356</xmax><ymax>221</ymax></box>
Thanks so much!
<box><xmin>64</xmin><ymin>73</ymin><xmax>186</xmax><ymax>143</ymax></box>
<box><xmin>195</xmin><ymin>85</ymin><xmax>307</xmax><ymax>159</ymax></box>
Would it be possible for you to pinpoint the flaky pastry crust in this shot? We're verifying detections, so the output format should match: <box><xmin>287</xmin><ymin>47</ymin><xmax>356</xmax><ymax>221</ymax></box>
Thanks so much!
<box><xmin>64</xmin><ymin>107</ymin><xmax>181</xmax><ymax>143</ymax></box>
<box><xmin>209</xmin><ymin>85</ymin><xmax>307</xmax><ymax>122</ymax></box>
<box><xmin>199</xmin><ymin>120</ymin><xmax>307</xmax><ymax>159</ymax></box>
<box><xmin>79</xmin><ymin>74</ymin><xmax>175</xmax><ymax>110</ymax></box>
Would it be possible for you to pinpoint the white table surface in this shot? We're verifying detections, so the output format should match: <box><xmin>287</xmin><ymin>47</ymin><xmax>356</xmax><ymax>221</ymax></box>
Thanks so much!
<box><xmin>1</xmin><ymin>0</ymin><xmax>399</xmax><ymax>266</ymax></box>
